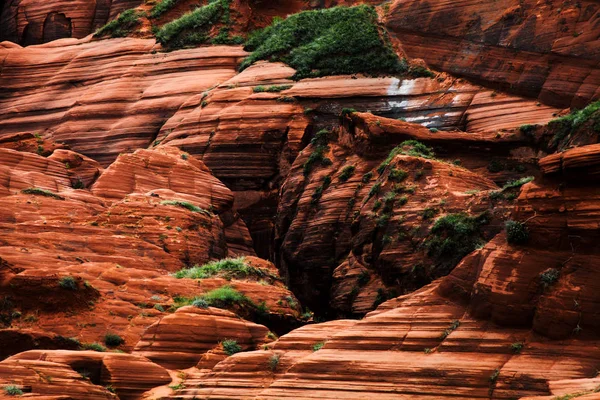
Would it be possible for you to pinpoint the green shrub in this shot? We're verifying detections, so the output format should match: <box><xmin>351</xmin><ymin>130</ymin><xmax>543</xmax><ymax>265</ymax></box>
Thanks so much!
<box><xmin>81</xmin><ymin>342</ymin><xmax>106</xmax><ymax>352</ymax></box>
<box><xmin>422</xmin><ymin>207</ymin><xmax>439</xmax><ymax>220</ymax></box>
<box><xmin>155</xmin><ymin>0</ymin><xmax>230</xmax><ymax>48</ymax></box>
<box><xmin>192</xmin><ymin>298</ymin><xmax>209</xmax><ymax>308</ymax></box>
<box><xmin>487</xmin><ymin>160</ymin><xmax>505</xmax><ymax>173</ymax></box>
<box><xmin>174</xmin><ymin>257</ymin><xmax>276</xmax><ymax>280</ymax></box>
<box><xmin>389</xmin><ymin>168</ymin><xmax>408</xmax><ymax>182</ymax></box>
<box><xmin>253</xmin><ymin>85</ymin><xmax>292</xmax><ymax>93</ymax></box>
<box><xmin>409</xmin><ymin>65</ymin><xmax>435</xmax><ymax>78</ymax></box>
<box><xmin>505</xmin><ymin>220</ymin><xmax>529</xmax><ymax>244</ymax></box>
<box><xmin>540</xmin><ymin>268</ymin><xmax>560</xmax><ymax>288</ymax></box>
<box><xmin>339</xmin><ymin>166</ymin><xmax>356</xmax><ymax>182</ymax></box>
<box><xmin>268</xmin><ymin>354</ymin><xmax>280</xmax><ymax>371</ymax></box>
<box><xmin>311</xmin><ymin>176</ymin><xmax>332</xmax><ymax>206</ymax></box>
<box><xmin>21</xmin><ymin>187</ymin><xmax>64</xmax><ymax>200</ymax></box>
<box><xmin>312</xmin><ymin>342</ymin><xmax>325</xmax><ymax>351</ymax></box>
<box><xmin>222</xmin><ymin>339</ymin><xmax>242</xmax><ymax>355</ymax></box>
<box><xmin>341</xmin><ymin>108</ymin><xmax>357</xmax><ymax>117</ymax></box>
<box><xmin>59</xmin><ymin>276</ymin><xmax>78</xmax><ymax>291</ymax></box>
<box><xmin>199</xmin><ymin>286</ymin><xmax>251</xmax><ymax>307</ymax></box>
<box><xmin>489</xmin><ymin>369</ymin><xmax>500</xmax><ymax>383</ymax></box>
<box><xmin>303</xmin><ymin>130</ymin><xmax>331</xmax><ymax>176</ymax></box>
<box><xmin>425</xmin><ymin>212</ymin><xmax>489</xmax><ymax>271</ymax></box>
<box><xmin>104</xmin><ymin>333</ymin><xmax>124</xmax><ymax>347</ymax></box>
<box><xmin>160</xmin><ymin>200</ymin><xmax>211</xmax><ymax>215</ymax></box>
<box><xmin>378</xmin><ymin>141</ymin><xmax>435</xmax><ymax>174</ymax></box>
<box><xmin>439</xmin><ymin>319</ymin><xmax>460</xmax><ymax>339</ymax></box>
<box><xmin>502</xmin><ymin>176</ymin><xmax>534</xmax><ymax>190</ymax></box>
<box><xmin>362</xmin><ymin>171</ymin><xmax>373</xmax><ymax>183</ymax></box>
<box><xmin>3</xmin><ymin>385</ymin><xmax>23</xmax><ymax>396</ymax></box>
<box><xmin>95</xmin><ymin>9</ymin><xmax>144</xmax><ymax>38</ymax></box>
<box><xmin>549</xmin><ymin>100</ymin><xmax>600</xmax><ymax>147</ymax></box>
<box><xmin>510</xmin><ymin>342</ymin><xmax>524</xmax><ymax>353</ymax></box>
<box><xmin>149</xmin><ymin>0</ymin><xmax>180</xmax><ymax>19</ymax></box>
<box><xmin>241</xmin><ymin>5</ymin><xmax>405</xmax><ymax>79</ymax></box>
<box><xmin>519</xmin><ymin>124</ymin><xmax>536</xmax><ymax>135</ymax></box>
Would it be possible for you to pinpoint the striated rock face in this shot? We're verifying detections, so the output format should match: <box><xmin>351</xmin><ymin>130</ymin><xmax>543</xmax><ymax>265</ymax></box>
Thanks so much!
<box><xmin>0</xmin><ymin>0</ymin><xmax>144</xmax><ymax>45</ymax></box>
<box><xmin>8</xmin><ymin>350</ymin><xmax>171</xmax><ymax>400</ymax></box>
<box><xmin>386</xmin><ymin>0</ymin><xmax>600</xmax><ymax>108</ymax></box>
<box><xmin>276</xmin><ymin>111</ymin><xmax>538</xmax><ymax>317</ymax></box>
<box><xmin>0</xmin><ymin>141</ymin><xmax>302</xmax><ymax>355</ymax></box>
<box><xmin>0</xmin><ymin>39</ymin><xmax>245</xmax><ymax>166</ymax></box>
<box><xmin>133</xmin><ymin>306</ymin><xmax>269</xmax><ymax>370</ymax></box>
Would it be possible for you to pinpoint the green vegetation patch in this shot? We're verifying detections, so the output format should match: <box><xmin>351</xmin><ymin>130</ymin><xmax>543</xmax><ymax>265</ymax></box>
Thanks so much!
<box><xmin>174</xmin><ymin>257</ymin><xmax>280</xmax><ymax>281</ymax></box>
<box><xmin>3</xmin><ymin>385</ymin><xmax>23</xmax><ymax>396</ymax></box>
<box><xmin>378</xmin><ymin>140</ymin><xmax>435</xmax><ymax>174</ymax></box>
<box><xmin>95</xmin><ymin>9</ymin><xmax>145</xmax><ymax>38</ymax></box>
<box><xmin>549</xmin><ymin>100</ymin><xmax>600</xmax><ymax>148</ymax></box>
<box><xmin>21</xmin><ymin>187</ymin><xmax>64</xmax><ymax>200</ymax></box>
<box><xmin>150</xmin><ymin>0</ymin><xmax>181</xmax><ymax>19</ymax></box>
<box><xmin>104</xmin><ymin>333</ymin><xmax>124</xmax><ymax>347</ymax></box>
<box><xmin>222</xmin><ymin>339</ymin><xmax>242</xmax><ymax>355</ymax></box>
<box><xmin>241</xmin><ymin>5</ymin><xmax>405</xmax><ymax>79</ymax></box>
<box><xmin>505</xmin><ymin>220</ymin><xmax>529</xmax><ymax>244</ymax></box>
<box><xmin>425</xmin><ymin>212</ymin><xmax>489</xmax><ymax>272</ymax></box>
<box><xmin>59</xmin><ymin>276</ymin><xmax>78</xmax><ymax>291</ymax></box>
<box><xmin>160</xmin><ymin>200</ymin><xmax>211</xmax><ymax>215</ymax></box>
<box><xmin>303</xmin><ymin>130</ymin><xmax>332</xmax><ymax>176</ymax></box>
<box><xmin>155</xmin><ymin>0</ymin><xmax>233</xmax><ymax>48</ymax></box>
<box><xmin>253</xmin><ymin>85</ymin><xmax>293</xmax><ymax>93</ymax></box>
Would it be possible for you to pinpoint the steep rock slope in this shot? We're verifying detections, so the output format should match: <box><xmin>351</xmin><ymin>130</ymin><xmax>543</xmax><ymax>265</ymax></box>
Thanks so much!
<box><xmin>164</xmin><ymin>154</ymin><xmax>600</xmax><ymax>398</ymax></box>
<box><xmin>276</xmin><ymin>111</ymin><xmax>540</xmax><ymax>317</ymax></box>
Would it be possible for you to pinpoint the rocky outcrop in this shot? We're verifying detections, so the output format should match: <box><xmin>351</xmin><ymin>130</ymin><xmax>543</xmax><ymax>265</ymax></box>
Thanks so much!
<box><xmin>0</xmin><ymin>0</ymin><xmax>145</xmax><ymax>45</ymax></box>
<box><xmin>0</xmin><ymin>142</ymin><xmax>302</xmax><ymax>353</ymax></box>
<box><xmin>276</xmin><ymin>111</ymin><xmax>538</xmax><ymax>317</ymax></box>
<box><xmin>386</xmin><ymin>0</ymin><xmax>600</xmax><ymax>108</ymax></box>
<box><xmin>133</xmin><ymin>306</ymin><xmax>270</xmax><ymax>370</ymax></box>
<box><xmin>8</xmin><ymin>350</ymin><xmax>170</xmax><ymax>400</ymax></box>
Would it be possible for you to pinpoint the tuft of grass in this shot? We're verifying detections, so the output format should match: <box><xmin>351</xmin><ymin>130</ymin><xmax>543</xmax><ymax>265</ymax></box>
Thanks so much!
<box><xmin>440</xmin><ymin>319</ymin><xmax>460</xmax><ymax>340</ymax></box>
<box><xmin>540</xmin><ymin>268</ymin><xmax>560</xmax><ymax>289</ymax></box>
<box><xmin>197</xmin><ymin>286</ymin><xmax>250</xmax><ymax>308</ymax></box>
<box><xmin>104</xmin><ymin>333</ymin><xmax>124</xmax><ymax>347</ymax></box>
<box><xmin>422</xmin><ymin>207</ymin><xmax>439</xmax><ymax>220</ymax></box>
<box><xmin>59</xmin><ymin>276</ymin><xmax>78</xmax><ymax>291</ymax></box>
<box><xmin>312</xmin><ymin>342</ymin><xmax>325</xmax><ymax>352</ymax></box>
<box><xmin>549</xmin><ymin>100</ymin><xmax>600</xmax><ymax>148</ymax></box>
<box><xmin>222</xmin><ymin>339</ymin><xmax>242</xmax><ymax>355</ymax></box>
<box><xmin>502</xmin><ymin>176</ymin><xmax>534</xmax><ymax>190</ymax></box>
<box><xmin>510</xmin><ymin>342</ymin><xmax>524</xmax><ymax>354</ymax></box>
<box><xmin>155</xmin><ymin>0</ymin><xmax>231</xmax><ymax>48</ymax></box>
<box><xmin>339</xmin><ymin>166</ymin><xmax>356</xmax><ymax>182</ymax></box>
<box><xmin>311</xmin><ymin>176</ymin><xmax>332</xmax><ymax>206</ymax></box>
<box><xmin>3</xmin><ymin>385</ymin><xmax>23</xmax><ymax>396</ymax></box>
<box><xmin>303</xmin><ymin>130</ymin><xmax>332</xmax><ymax>176</ymax></box>
<box><xmin>519</xmin><ymin>124</ymin><xmax>536</xmax><ymax>136</ymax></box>
<box><xmin>268</xmin><ymin>354</ymin><xmax>280</xmax><ymax>371</ymax></box>
<box><xmin>425</xmin><ymin>212</ymin><xmax>489</xmax><ymax>272</ymax></box>
<box><xmin>241</xmin><ymin>5</ymin><xmax>405</xmax><ymax>79</ymax></box>
<box><xmin>378</xmin><ymin>140</ymin><xmax>435</xmax><ymax>174</ymax></box>
<box><xmin>192</xmin><ymin>298</ymin><xmax>209</xmax><ymax>308</ymax></box>
<box><xmin>174</xmin><ymin>257</ymin><xmax>278</xmax><ymax>281</ymax></box>
<box><xmin>160</xmin><ymin>200</ymin><xmax>211</xmax><ymax>215</ymax></box>
<box><xmin>505</xmin><ymin>220</ymin><xmax>529</xmax><ymax>244</ymax></box>
<box><xmin>253</xmin><ymin>85</ymin><xmax>292</xmax><ymax>93</ymax></box>
<box><xmin>21</xmin><ymin>187</ymin><xmax>64</xmax><ymax>200</ymax></box>
<box><xmin>81</xmin><ymin>342</ymin><xmax>107</xmax><ymax>352</ymax></box>
<box><xmin>95</xmin><ymin>9</ymin><xmax>144</xmax><ymax>38</ymax></box>
<box><xmin>150</xmin><ymin>0</ymin><xmax>180</xmax><ymax>19</ymax></box>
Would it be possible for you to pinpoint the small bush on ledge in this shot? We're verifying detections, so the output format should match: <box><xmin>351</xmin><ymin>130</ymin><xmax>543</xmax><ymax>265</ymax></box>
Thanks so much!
<box><xmin>505</xmin><ymin>220</ymin><xmax>529</xmax><ymax>244</ymax></box>
<box><xmin>104</xmin><ymin>333</ymin><xmax>125</xmax><ymax>347</ymax></box>
<box><xmin>95</xmin><ymin>9</ymin><xmax>145</xmax><ymax>38</ymax></box>
<box><xmin>222</xmin><ymin>339</ymin><xmax>242</xmax><ymax>355</ymax></box>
